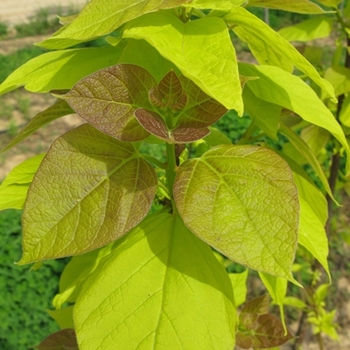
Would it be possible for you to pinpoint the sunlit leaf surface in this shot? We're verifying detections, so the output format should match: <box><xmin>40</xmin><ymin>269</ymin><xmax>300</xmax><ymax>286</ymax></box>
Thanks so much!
<box><xmin>174</xmin><ymin>145</ymin><xmax>299</xmax><ymax>280</ymax></box>
<box><xmin>74</xmin><ymin>213</ymin><xmax>236</xmax><ymax>350</ymax></box>
<box><xmin>38</xmin><ymin>0</ymin><xmax>191</xmax><ymax>49</ymax></box>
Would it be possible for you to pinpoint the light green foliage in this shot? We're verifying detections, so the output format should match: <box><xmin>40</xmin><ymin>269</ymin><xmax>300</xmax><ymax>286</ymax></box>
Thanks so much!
<box><xmin>247</xmin><ymin>0</ymin><xmax>329</xmax><ymax>13</ymax></box>
<box><xmin>0</xmin><ymin>154</ymin><xmax>44</xmax><ymax>210</ymax></box>
<box><xmin>124</xmin><ymin>12</ymin><xmax>243</xmax><ymax>112</ymax></box>
<box><xmin>1</xmin><ymin>0</ymin><xmax>347</xmax><ymax>348</ymax></box>
<box><xmin>226</xmin><ymin>6</ymin><xmax>335</xmax><ymax>99</ymax></box>
<box><xmin>278</xmin><ymin>17</ymin><xmax>334</xmax><ymax>42</ymax></box>
<box><xmin>74</xmin><ymin>214</ymin><xmax>236</xmax><ymax>350</ymax></box>
<box><xmin>38</xmin><ymin>0</ymin><xmax>191</xmax><ymax>49</ymax></box>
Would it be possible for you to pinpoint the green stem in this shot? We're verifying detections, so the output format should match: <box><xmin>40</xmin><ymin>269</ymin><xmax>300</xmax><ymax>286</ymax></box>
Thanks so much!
<box><xmin>237</xmin><ymin>121</ymin><xmax>259</xmax><ymax>144</ymax></box>
<box><xmin>335</xmin><ymin>8</ymin><xmax>348</xmax><ymax>36</ymax></box>
<box><xmin>166</xmin><ymin>142</ymin><xmax>178</xmax><ymax>214</ymax></box>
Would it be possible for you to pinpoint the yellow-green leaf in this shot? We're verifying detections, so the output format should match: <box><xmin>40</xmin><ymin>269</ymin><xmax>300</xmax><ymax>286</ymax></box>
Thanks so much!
<box><xmin>38</xmin><ymin>0</ymin><xmax>191</xmax><ymax>49</ymax></box>
<box><xmin>174</xmin><ymin>145</ymin><xmax>299</xmax><ymax>281</ymax></box>
<box><xmin>247</xmin><ymin>0</ymin><xmax>330</xmax><ymax>13</ymax></box>
<box><xmin>0</xmin><ymin>46</ymin><xmax>124</xmax><ymax>95</ymax></box>
<box><xmin>124</xmin><ymin>12</ymin><xmax>243</xmax><ymax>112</ymax></box>
<box><xmin>278</xmin><ymin>17</ymin><xmax>333</xmax><ymax>42</ymax></box>
<box><xmin>239</xmin><ymin>63</ymin><xmax>349</xmax><ymax>174</ymax></box>
<box><xmin>74</xmin><ymin>213</ymin><xmax>236</xmax><ymax>350</ymax></box>
<box><xmin>226</xmin><ymin>7</ymin><xmax>336</xmax><ymax>100</ymax></box>
<box><xmin>0</xmin><ymin>154</ymin><xmax>44</xmax><ymax>211</ymax></box>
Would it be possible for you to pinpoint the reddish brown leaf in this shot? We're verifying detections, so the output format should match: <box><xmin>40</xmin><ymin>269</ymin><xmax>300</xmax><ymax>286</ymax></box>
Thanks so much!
<box><xmin>171</xmin><ymin>125</ymin><xmax>210</xmax><ymax>143</ymax></box>
<box><xmin>178</xmin><ymin>75</ymin><xmax>227</xmax><ymax>128</ymax></box>
<box><xmin>34</xmin><ymin>329</ymin><xmax>78</xmax><ymax>350</ymax></box>
<box><xmin>135</xmin><ymin>109</ymin><xmax>169</xmax><ymax>140</ymax></box>
<box><xmin>241</xmin><ymin>295</ymin><xmax>270</xmax><ymax>315</ymax></box>
<box><xmin>61</xmin><ymin>64</ymin><xmax>156</xmax><ymax>141</ymax></box>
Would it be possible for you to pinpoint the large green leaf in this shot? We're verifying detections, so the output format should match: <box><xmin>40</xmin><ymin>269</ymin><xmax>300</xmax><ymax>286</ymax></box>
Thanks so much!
<box><xmin>1</xmin><ymin>100</ymin><xmax>73</xmax><ymax>154</ymax></box>
<box><xmin>247</xmin><ymin>0</ymin><xmax>330</xmax><ymax>13</ymax></box>
<box><xmin>278</xmin><ymin>17</ymin><xmax>333</xmax><ymax>42</ymax></box>
<box><xmin>298</xmin><ymin>196</ymin><xmax>330</xmax><ymax>279</ymax></box>
<box><xmin>300</xmin><ymin>124</ymin><xmax>329</xmax><ymax>157</ymax></box>
<box><xmin>60</xmin><ymin>64</ymin><xmax>156</xmax><ymax>141</ymax></box>
<box><xmin>226</xmin><ymin>8</ymin><xmax>335</xmax><ymax>100</ymax></box>
<box><xmin>291</xmin><ymin>165</ymin><xmax>327</xmax><ymax>225</ymax></box>
<box><xmin>0</xmin><ymin>46</ymin><xmax>124</xmax><ymax>95</ymax></box>
<box><xmin>53</xmin><ymin>244</ymin><xmax>115</xmax><ymax>309</ymax></box>
<box><xmin>19</xmin><ymin>124</ymin><xmax>158</xmax><ymax>264</ymax></box>
<box><xmin>323</xmin><ymin>65</ymin><xmax>350</xmax><ymax>97</ymax></box>
<box><xmin>0</xmin><ymin>154</ymin><xmax>44</xmax><ymax>211</ymax></box>
<box><xmin>276</xmin><ymin>154</ymin><xmax>330</xmax><ymax>278</ymax></box>
<box><xmin>123</xmin><ymin>12</ymin><xmax>243</xmax><ymax>113</ymax></box>
<box><xmin>238</xmin><ymin>63</ymin><xmax>350</xmax><ymax>174</ymax></box>
<box><xmin>242</xmin><ymin>85</ymin><xmax>281</xmax><ymax>140</ymax></box>
<box><xmin>118</xmin><ymin>39</ymin><xmax>179</xmax><ymax>82</ymax></box>
<box><xmin>183</xmin><ymin>0</ymin><xmax>245</xmax><ymax>9</ymax></box>
<box><xmin>38</xmin><ymin>0</ymin><xmax>191</xmax><ymax>49</ymax></box>
<box><xmin>280</xmin><ymin>124</ymin><xmax>335</xmax><ymax>202</ymax></box>
<box><xmin>174</xmin><ymin>145</ymin><xmax>299</xmax><ymax>281</ymax></box>
<box><xmin>74</xmin><ymin>213</ymin><xmax>236</xmax><ymax>350</ymax></box>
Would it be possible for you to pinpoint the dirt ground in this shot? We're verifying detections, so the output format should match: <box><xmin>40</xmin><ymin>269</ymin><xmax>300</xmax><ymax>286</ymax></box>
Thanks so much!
<box><xmin>0</xmin><ymin>0</ymin><xmax>86</xmax><ymax>25</ymax></box>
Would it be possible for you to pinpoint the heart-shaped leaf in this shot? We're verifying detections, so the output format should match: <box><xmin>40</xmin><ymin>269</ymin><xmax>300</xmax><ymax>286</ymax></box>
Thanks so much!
<box><xmin>61</xmin><ymin>64</ymin><xmax>157</xmax><ymax>141</ymax></box>
<box><xmin>174</xmin><ymin>145</ymin><xmax>299</xmax><ymax>281</ymax></box>
<box><xmin>19</xmin><ymin>124</ymin><xmax>157</xmax><ymax>264</ymax></box>
<box><xmin>74</xmin><ymin>213</ymin><xmax>236</xmax><ymax>350</ymax></box>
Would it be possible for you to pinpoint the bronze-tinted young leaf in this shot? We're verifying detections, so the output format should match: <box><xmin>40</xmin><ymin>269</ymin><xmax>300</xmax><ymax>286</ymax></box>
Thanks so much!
<box><xmin>19</xmin><ymin>124</ymin><xmax>157</xmax><ymax>264</ymax></box>
<box><xmin>236</xmin><ymin>332</ymin><xmax>253</xmax><ymax>349</ymax></box>
<box><xmin>135</xmin><ymin>108</ymin><xmax>210</xmax><ymax>143</ymax></box>
<box><xmin>1</xmin><ymin>100</ymin><xmax>73</xmax><ymax>154</ymax></box>
<box><xmin>34</xmin><ymin>329</ymin><xmax>78</xmax><ymax>350</ymax></box>
<box><xmin>171</xmin><ymin>125</ymin><xmax>210</xmax><ymax>143</ymax></box>
<box><xmin>174</xmin><ymin>145</ymin><xmax>299</xmax><ymax>281</ymax></box>
<box><xmin>241</xmin><ymin>295</ymin><xmax>270</xmax><ymax>315</ymax></box>
<box><xmin>135</xmin><ymin>109</ymin><xmax>169</xmax><ymax>140</ymax></box>
<box><xmin>178</xmin><ymin>75</ymin><xmax>228</xmax><ymax>128</ymax></box>
<box><xmin>157</xmin><ymin>70</ymin><xmax>186</xmax><ymax>110</ymax></box>
<box><xmin>61</xmin><ymin>64</ymin><xmax>157</xmax><ymax>141</ymax></box>
<box><xmin>238</xmin><ymin>314</ymin><xmax>294</xmax><ymax>349</ymax></box>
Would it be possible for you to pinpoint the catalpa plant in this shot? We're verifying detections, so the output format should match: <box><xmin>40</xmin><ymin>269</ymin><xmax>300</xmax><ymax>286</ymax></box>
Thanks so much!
<box><xmin>0</xmin><ymin>0</ymin><xmax>347</xmax><ymax>349</ymax></box>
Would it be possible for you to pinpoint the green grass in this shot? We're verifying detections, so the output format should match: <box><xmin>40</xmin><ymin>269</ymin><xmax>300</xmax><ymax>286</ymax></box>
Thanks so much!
<box><xmin>0</xmin><ymin>209</ymin><xmax>68</xmax><ymax>349</ymax></box>
<box><xmin>14</xmin><ymin>9</ymin><xmax>61</xmax><ymax>38</ymax></box>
